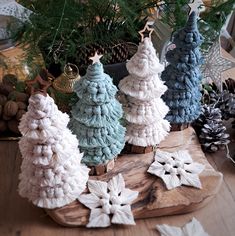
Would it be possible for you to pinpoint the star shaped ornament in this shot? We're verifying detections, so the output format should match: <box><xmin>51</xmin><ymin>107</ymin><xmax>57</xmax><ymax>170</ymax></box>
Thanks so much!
<box><xmin>156</xmin><ymin>218</ymin><xmax>209</xmax><ymax>236</ymax></box>
<box><xmin>26</xmin><ymin>74</ymin><xmax>51</xmax><ymax>96</ymax></box>
<box><xmin>78</xmin><ymin>174</ymin><xmax>138</xmax><ymax>228</ymax></box>
<box><xmin>201</xmin><ymin>41</ymin><xmax>235</xmax><ymax>91</ymax></box>
<box><xmin>188</xmin><ymin>0</ymin><xmax>204</xmax><ymax>15</ymax></box>
<box><xmin>147</xmin><ymin>150</ymin><xmax>204</xmax><ymax>190</ymax></box>
<box><xmin>89</xmin><ymin>52</ymin><xmax>103</xmax><ymax>64</ymax></box>
<box><xmin>138</xmin><ymin>22</ymin><xmax>154</xmax><ymax>42</ymax></box>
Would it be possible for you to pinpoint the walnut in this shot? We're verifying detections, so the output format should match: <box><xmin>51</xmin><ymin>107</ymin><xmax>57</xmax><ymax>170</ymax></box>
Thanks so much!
<box><xmin>3</xmin><ymin>101</ymin><xmax>19</xmax><ymax>117</ymax></box>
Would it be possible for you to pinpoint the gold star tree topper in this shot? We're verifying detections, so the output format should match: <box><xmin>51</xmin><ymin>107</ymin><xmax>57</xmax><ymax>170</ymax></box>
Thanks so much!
<box><xmin>138</xmin><ymin>22</ymin><xmax>154</xmax><ymax>42</ymax></box>
<box><xmin>26</xmin><ymin>74</ymin><xmax>51</xmax><ymax>97</ymax></box>
<box><xmin>89</xmin><ymin>52</ymin><xmax>103</xmax><ymax>64</ymax></box>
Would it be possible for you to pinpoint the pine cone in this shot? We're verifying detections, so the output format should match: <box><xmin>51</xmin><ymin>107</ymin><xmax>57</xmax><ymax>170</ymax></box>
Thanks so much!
<box><xmin>194</xmin><ymin>105</ymin><xmax>221</xmax><ymax>131</ymax></box>
<box><xmin>76</xmin><ymin>41</ymin><xmax>130</xmax><ymax>66</ymax></box>
<box><xmin>223</xmin><ymin>78</ymin><xmax>235</xmax><ymax>94</ymax></box>
<box><xmin>194</xmin><ymin>104</ymin><xmax>230</xmax><ymax>152</ymax></box>
<box><xmin>204</xmin><ymin>87</ymin><xmax>235</xmax><ymax>120</ymax></box>
<box><xmin>218</xmin><ymin>91</ymin><xmax>235</xmax><ymax>120</ymax></box>
<box><xmin>232</xmin><ymin>119</ymin><xmax>235</xmax><ymax>129</ymax></box>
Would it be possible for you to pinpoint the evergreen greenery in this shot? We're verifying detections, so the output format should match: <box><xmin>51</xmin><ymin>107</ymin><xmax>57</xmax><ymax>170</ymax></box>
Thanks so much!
<box><xmin>161</xmin><ymin>0</ymin><xmax>235</xmax><ymax>52</ymax></box>
<box><xmin>18</xmin><ymin>0</ymin><xmax>158</xmax><ymax>70</ymax></box>
<box><xmin>14</xmin><ymin>0</ymin><xmax>235</xmax><ymax>73</ymax></box>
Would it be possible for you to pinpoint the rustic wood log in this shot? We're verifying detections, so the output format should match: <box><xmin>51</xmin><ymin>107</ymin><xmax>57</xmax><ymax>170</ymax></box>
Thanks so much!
<box><xmin>122</xmin><ymin>143</ymin><xmax>153</xmax><ymax>154</ymax></box>
<box><xmin>88</xmin><ymin>159</ymin><xmax>115</xmax><ymax>176</ymax></box>
<box><xmin>46</xmin><ymin>126</ymin><xmax>223</xmax><ymax>227</ymax></box>
<box><xmin>170</xmin><ymin>123</ymin><xmax>189</xmax><ymax>131</ymax></box>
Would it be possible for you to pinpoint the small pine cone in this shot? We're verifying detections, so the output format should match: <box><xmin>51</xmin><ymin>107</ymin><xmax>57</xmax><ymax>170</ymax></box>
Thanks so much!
<box><xmin>217</xmin><ymin>90</ymin><xmax>235</xmax><ymax>120</ymax></box>
<box><xmin>199</xmin><ymin>122</ymin><xmax>230</xmax><ymax>152</ymax></box>
<box><xmin>194</xmin><ymin>104</ymin><xmax>221</xmax><ymax>131</ymax></box>
<box><xmin>232</xmin><ymin>119</ymin><xmax>235</xmax><ymax>129</ymax></box>
<box><xmin>194</xmin><ymin>104</ymin><xmax>230</xmax><ymax>152</ymax></box>
<box><xmin>223</xmin><ymin>78</ymin><xmax>235</xmax><ymax>94</ymax></box>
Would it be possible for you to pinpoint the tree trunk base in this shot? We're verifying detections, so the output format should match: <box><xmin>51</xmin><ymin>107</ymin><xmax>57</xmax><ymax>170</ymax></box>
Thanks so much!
<box><xmin>45</xmin><ymin>127</ymin><xmax>223</xmax><ymax>227</ymax></box>
<box><xmin>88</xmin><ymin>159</ymin><xmax>115</xmax><ymax>176</ymax></box>
<box><xmin>122</xmin><ymin>143</ymin><xmax>154</xmax><ymax>154</ymax></box>
<box><xmin>170</xmin><ymin>123</ymin><xmax>189</xmax><ymax>131</ymax></box>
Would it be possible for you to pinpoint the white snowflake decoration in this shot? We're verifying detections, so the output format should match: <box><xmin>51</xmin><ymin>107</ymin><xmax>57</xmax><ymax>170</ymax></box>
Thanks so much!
<box><xmin>201</xmin><ymin>41</ymin><xmax>235</xmax><ymax>91</ymax></box>
<box><xmin>147</xmin><ymin>150</ymin><xmax>205</xmax><ymax>190</ymax></box>
<box><xmin>78</xmin><ymin>174</ymin><xmax>139</xmax><ymax>228</ymax></box>
<box><xmin>156</xmin><ymin>217</ymin><xmax>209</xmax><ymax>236</ymax></box>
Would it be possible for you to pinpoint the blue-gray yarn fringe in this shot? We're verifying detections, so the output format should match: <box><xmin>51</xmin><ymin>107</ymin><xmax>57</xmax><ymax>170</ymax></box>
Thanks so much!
<box><xmin>161</xmin><ymin>12</ymin><xmax>204</xmax><ymax>124</ymax></box>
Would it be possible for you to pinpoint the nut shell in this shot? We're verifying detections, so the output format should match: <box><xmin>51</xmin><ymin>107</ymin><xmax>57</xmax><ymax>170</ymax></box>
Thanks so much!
<box><xmin>0</xmin><ymin>94</ymin><xmax>7</xmax><ymax>105</ymax></box>
<box><xmin>16</xmin><ymin>101</ymin><xmax>27</xmax><ymax>110</ymax></box>
<box><xmin>4</xmin><ymin>101</ymin><xmax>19</xmax><ymax>117</ymax></box>
<box><xmin>7</xmin><ymin>119</ymin><xmax>20</xmax><ymax>134</ymax></box>
<box><xmin>0</xmin><ymin>83</ymin><xmax>14</xmax><ymax>96</ymax></box>
<box><xmin>16</xmin><ymin>109</ymin><xmax>26</xmax><ymax>121</ymax></box>
<box><xmin>8</xmin><ymin>91</ymin><xmax>29</xmax><ymax>102</ymax></box>
<box><xmin>2</xmin><ymin>114</ymin><xmax>11</xmax><ymax>121</ymax></box>
<box><xmin>0</xmin><ymin>120</ymin><xmax>7</xmax><ymax>132</ymax></box>
<box><xmin>2</xmin><ymin>74</ymin><xmax>18</xmax><ymax>87</ymax></box>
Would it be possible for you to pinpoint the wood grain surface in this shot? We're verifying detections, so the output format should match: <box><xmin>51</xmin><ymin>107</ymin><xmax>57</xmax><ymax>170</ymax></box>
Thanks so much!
<box><xmin>1</xmin><ymin>126</ymin><xmax>234</xmax><ymax>236</ymax></box>
<box><xmin>46</xmin><ymin>127</ymin><xmax>222</xmax><ymax>226</ymax></box>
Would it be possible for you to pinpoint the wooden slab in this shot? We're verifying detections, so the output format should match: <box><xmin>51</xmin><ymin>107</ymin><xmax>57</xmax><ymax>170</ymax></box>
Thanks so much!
<box><xmin>46</xmin><ymin>127</ymin><xmax>223</xmax><ymax>227</ymax></box>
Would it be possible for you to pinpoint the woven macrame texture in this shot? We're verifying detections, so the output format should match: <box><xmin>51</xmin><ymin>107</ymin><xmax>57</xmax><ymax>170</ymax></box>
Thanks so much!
<box><xmin>161</xmin><ymin>12</ymin><xmax>203</xmax><ymax>124</ymax></box>
<box><xmin>147</xmin><ymin>150</ymin><xmax>205</xmax><ymax>190</ymax></box>
<box><xmin>69</xmin><ymin>62</ymin><xmax>125</xmax><ymax>166</ymax></box>
<box><xmin>156</xmin><ymin>217</ymin><xmax>209</xmax><ymax>236</ymax></box>
<box><xmin>78</xmin><ymin>174</ymin><xmax>139</xmax><ymax>228</ymax></box>
<box><xmin>18</xmin><ymin>94</ymin><xmax>89</xmax><ymax>209</ymax></box>
<box><xmin>0</xmin><ymin>0</ymin><xmax>32</xmax><ymax>21</ymax></box>
<box><xmin>119</xmin><ymin>37</ymin><xmax>170</xmax><ymax>146</ymax></box>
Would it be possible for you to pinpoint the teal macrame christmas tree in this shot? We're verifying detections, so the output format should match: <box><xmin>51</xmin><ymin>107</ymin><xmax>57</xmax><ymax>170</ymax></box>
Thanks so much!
<box><xmin>161</xmin><ymin>12</ymin><xmax>203</xmax><ymax>129</ymax></box>
<box><xmin>69</xmin><ymin>53</ymin><xmax>125</xmax><ymax>173</ymax></box>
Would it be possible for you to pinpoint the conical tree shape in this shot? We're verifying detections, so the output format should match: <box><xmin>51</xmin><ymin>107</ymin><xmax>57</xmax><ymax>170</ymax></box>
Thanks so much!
<box><xmin>161</xmin><ymin>12</ymin><xmax>204</xmax><ymax>125</ymax></box>
<box><xmin>69</xmin><ymin>62</ymin><xmax>125</xmax><ymax>167</ymax></box>
<box><xmin>119</xmin><ymin>37</ymin><xmax>170</xmax><ymax>147</ymax></box>
<box><xmin>18</xmin><ymin>93</ymin><xmax>89</xmax><ymax>209</ymax></box>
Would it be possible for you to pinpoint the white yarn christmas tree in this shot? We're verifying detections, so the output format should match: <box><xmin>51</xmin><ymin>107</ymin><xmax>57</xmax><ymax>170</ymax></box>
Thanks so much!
<box><xmin>119</xmin><ymin>29</ymin><xmax>170</xmax><ymax>147</ymax></box>
<box><xmin>18</xmin><ymin>77</ymin><xmax>89</xmax><ymax>209</ymax></box>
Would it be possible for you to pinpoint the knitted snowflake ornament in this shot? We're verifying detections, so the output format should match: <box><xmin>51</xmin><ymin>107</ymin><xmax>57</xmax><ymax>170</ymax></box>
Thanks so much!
<box><xmin>156</xmin><ymin>218</ymin><xmax>209</xmax><ymax>236</ymax></box>
<box><xmin>18</xmin><ymin>94</ymin><xmax>89</xmax><ymax>209</ymax></box>
<box><xmin>78</xmin><ymin>174</ymin><xmax>138</xmax><ymax>228</ymax></box>
<box><xmin>148</xmin><ymin>150</ymin><xmax>205</xmax><ymax>190</ymax></box>
<box><xmin>119</xmin><ymin>37</ymin><xmax>170</xmax><ymax>147</ymax></box>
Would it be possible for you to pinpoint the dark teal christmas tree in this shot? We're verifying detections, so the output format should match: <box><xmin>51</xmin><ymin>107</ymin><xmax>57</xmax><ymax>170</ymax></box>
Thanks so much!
<box><xmin>69</xmin><ymin>53</ymin><xmax>125</xmax><ymax>167</ymax></box>
<box><xmin>161</xmin><ymin>12</ymin><xmax>203</xmax><ymax>125</ymax></box>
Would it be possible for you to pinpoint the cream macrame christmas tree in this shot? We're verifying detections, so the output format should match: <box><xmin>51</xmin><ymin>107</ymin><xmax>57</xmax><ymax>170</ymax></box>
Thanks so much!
<box><xmin>118</xmin><ymin>24</ymin><xmax>170</xmax><ymax>152</ymax></box>
<box><xmin>18</xmin><ymin>75</ymin><xmax>89</xmax><ymax>209</ymax></box>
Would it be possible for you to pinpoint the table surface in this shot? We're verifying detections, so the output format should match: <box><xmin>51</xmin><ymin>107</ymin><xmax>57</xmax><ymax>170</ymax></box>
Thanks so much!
<box><xmin>0</xmin><ymin>123</ymin><xmax>235</xmax><ymax>236</ymax></box>
<box><xmin>1</xmin><ymin>49</ymin><xmax>235</xmax><ymax>236</ymax></box>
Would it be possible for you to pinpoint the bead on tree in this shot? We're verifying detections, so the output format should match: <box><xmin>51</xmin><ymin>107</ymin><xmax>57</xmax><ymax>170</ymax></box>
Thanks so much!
<box><xmin>118</xmin><ymin>22</ymin><xmax>170</xmax><ymax>153</ymax></box>
<box><xmin>69</xmin><ymin>52</ymin><xmax>125</xmax><ymax>175</ymax></box>
<box><xmin>161</xmin><ymin>11</ymin><xmax>204</xmax><ymax>130</ymax></box>
<box><xmin>18</xmin><ymin>74</ymin><xmax>89</xmax><ymax>209</ymax></box>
